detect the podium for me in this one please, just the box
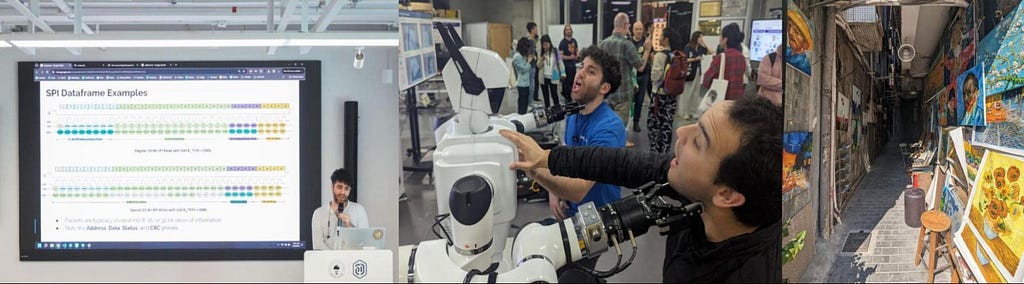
[303,250,393,282]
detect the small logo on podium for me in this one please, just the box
[373,229,384,240]
[329,260,344,278]
[353,260,368,279]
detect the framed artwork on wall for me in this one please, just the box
[699,1,721,17]
[698,20,721,36]
[720,0,747,17]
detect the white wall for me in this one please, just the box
[535,0,561,40]
[451,0,535,39]
[0,43,400,282]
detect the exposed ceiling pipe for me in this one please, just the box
[267,0,298,55]
[810,0,969,10]
[4,0,86,55]
[6,0,53,32]
[0,12,392,26]
[0,1,393,9]
[266,0,273,32]
[51,0,94,34]
[0,0,395,36]
[301,0,344,54]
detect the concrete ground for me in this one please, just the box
[800,142,953,283]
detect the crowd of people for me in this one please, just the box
[512,13,782,153]
[502,12,783,283]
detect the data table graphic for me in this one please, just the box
[38,79,302,243]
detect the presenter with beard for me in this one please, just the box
[312,168,369,250]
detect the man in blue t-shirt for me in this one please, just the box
[521,45,626,282]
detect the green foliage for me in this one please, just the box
[781,220,807,283]
[783,229,806,265]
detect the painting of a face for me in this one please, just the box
[788,25,807,52]
[965,74,979,109]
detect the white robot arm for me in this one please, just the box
[412,23,701,282]
[426,22,584,272]
[411,181,704,282]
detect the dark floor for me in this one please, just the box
[800,142,952,283]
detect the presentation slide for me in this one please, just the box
[20,61,321,260]
[750,19,783,62]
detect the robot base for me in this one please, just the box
[411,239,558,283]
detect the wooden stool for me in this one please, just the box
[914,210,959,283]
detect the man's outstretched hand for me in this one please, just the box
[499,129,551,174]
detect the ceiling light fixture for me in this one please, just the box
[353,47,365,69]
[6,32,398,48]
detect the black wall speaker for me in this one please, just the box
[344,101,359,202]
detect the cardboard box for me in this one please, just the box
[435,9,459,19]
[405,2,432,12]
[915,171,933,194]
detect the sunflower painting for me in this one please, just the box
[956,150,1024,281]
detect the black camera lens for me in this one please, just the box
[598,195,656,244]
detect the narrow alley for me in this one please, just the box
[803,142,952,283]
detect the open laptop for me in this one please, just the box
[303,249,393,282]
[333,227,386,250]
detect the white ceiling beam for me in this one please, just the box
[7,0,54,33]
[72,0,80,34]
[5,30,398,48]
[300,0,308,33]
[51,0,93,34]
[302,0,345,55]
[7,0,78,55]
[0,12,393,26]
[313,0,345,32]
[265,0,273,31]
[0,0,393,9]
[268,0,297,55]
[29,0,37,33]
[275,0,297,32]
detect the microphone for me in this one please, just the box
[336,202,346,236]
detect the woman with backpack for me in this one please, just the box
[757,43,783,106]
[647,29,685,153]
[538,35,566,108]
[679,31,711,120]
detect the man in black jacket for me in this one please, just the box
[499,97,782,282]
